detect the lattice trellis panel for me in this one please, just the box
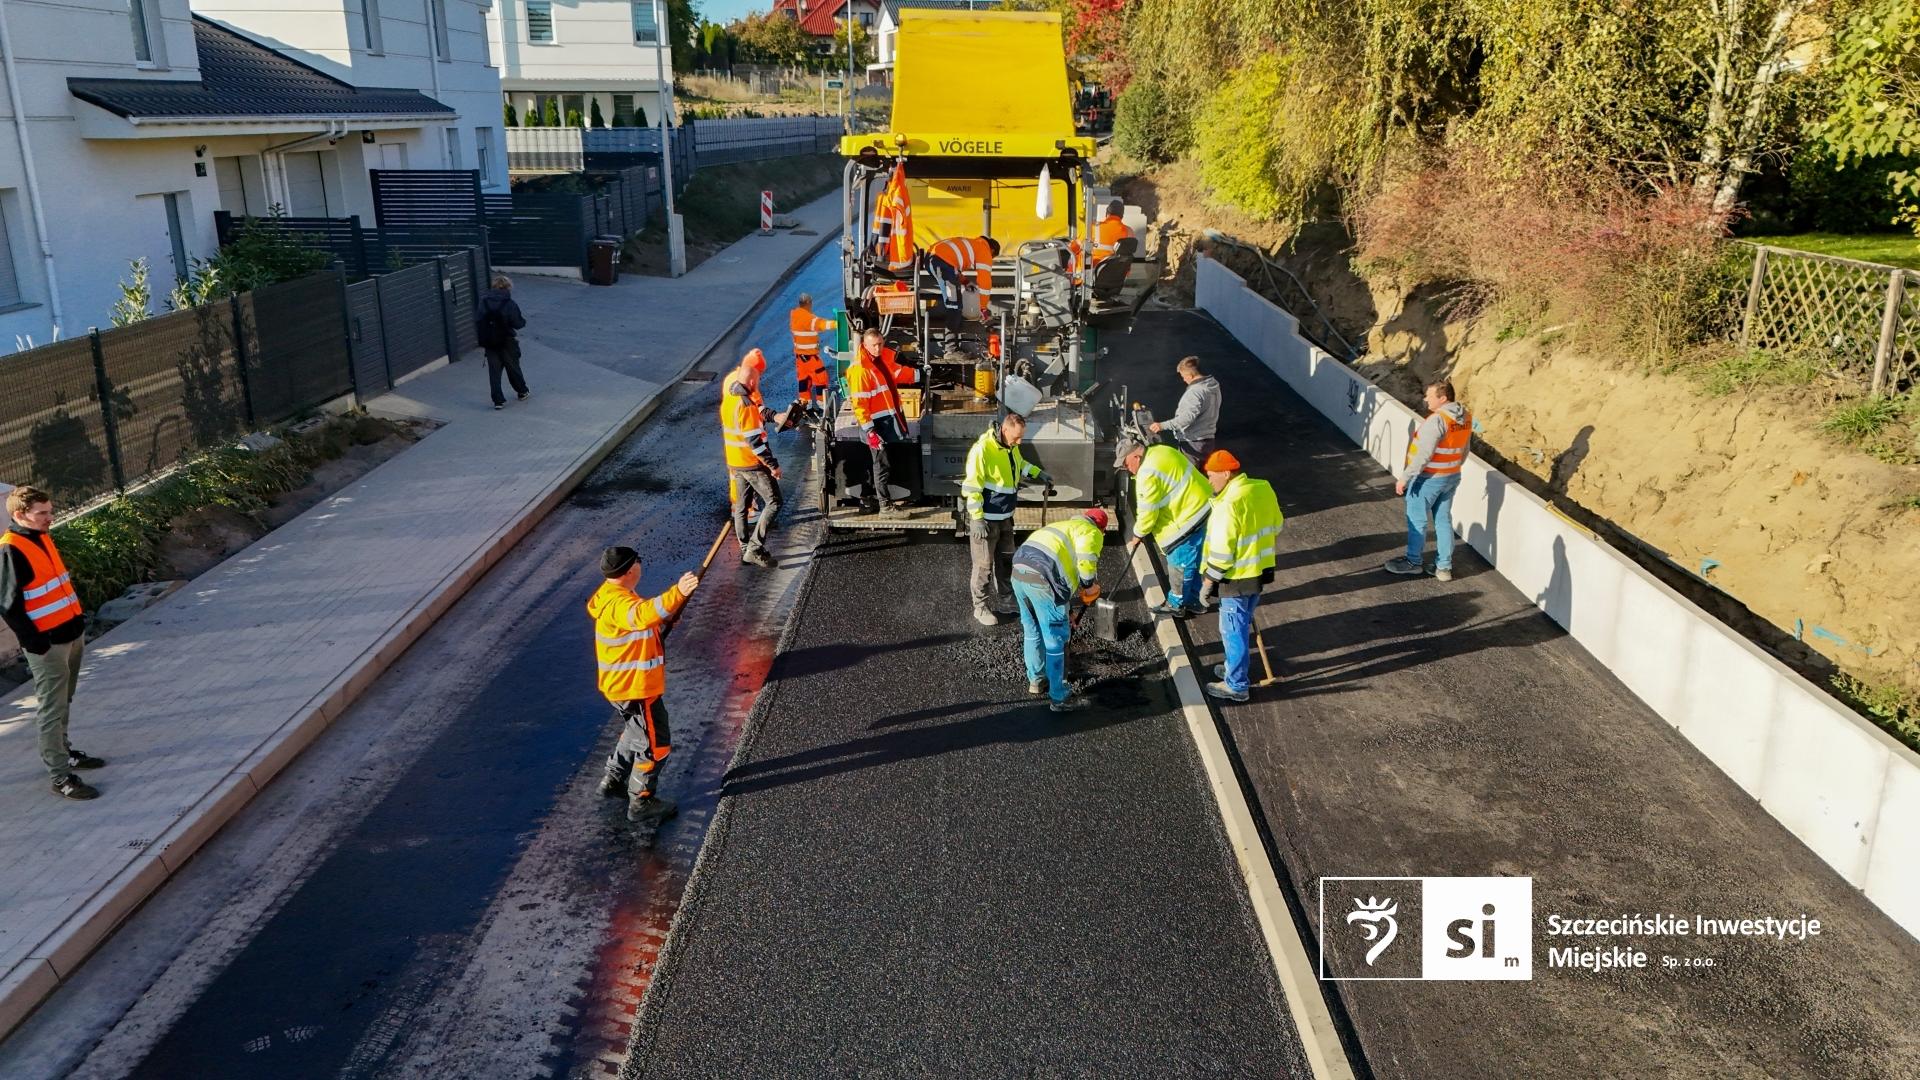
[1745,249,1894,384]
[1890,270,1920,395]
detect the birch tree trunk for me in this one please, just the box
[1692,0,1808,212]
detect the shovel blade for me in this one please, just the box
[1091,598,1119,642]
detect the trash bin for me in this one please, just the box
[588,237,621,286]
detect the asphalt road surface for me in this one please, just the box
[621,531,1310,1079]
[0,251,844,1080]
[1121,309,1920,1078]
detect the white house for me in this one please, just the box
[489,0,670,131]
[0,0,502,353]
[870,1,974,85]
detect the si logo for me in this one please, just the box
[1320,876,1532,981]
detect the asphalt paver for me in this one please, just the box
[1119,309,1920,1078]
[623,536,1311,1078]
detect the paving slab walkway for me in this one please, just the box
[0,193,840,1041]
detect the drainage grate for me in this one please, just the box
[681,371,717,384]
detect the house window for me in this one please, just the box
[527,0,554,43]
[612,93,636,126]
[162,193,189,286]
[129,0,153,63]
[0,196,23,307]
[475,127,494,183]
[361,0,384,54]
[631,1,658,45]
[428,0,450,59]
[445,127,463,169]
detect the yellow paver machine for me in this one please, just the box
[820,9,1151,532]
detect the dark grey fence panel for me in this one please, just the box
[346,279,390,397]
[97,304,247,481]
[242,275,352,425]
[371,169,483,228]
[486,192,593,268]
[0,338,117,505]
[376,262,447,381]
[445,255,479,356]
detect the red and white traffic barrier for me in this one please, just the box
[760,190,774,235]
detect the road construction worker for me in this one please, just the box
[961,412,1049,626]
[1117,436,1213,618]
[1150,355,1222,463]
[721,348,783,568]
[1010,507,1109,713]
[2,486,104,801]
[592,546,701,824]
[1385,379,1471,582]
[1089,198,1133,264]
[1197,450,1283,703]
[847,328,918,512]
[927,234,999,343]
[789,293,837,411]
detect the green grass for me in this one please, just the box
[1820,393,1919,464]
[1832,674,1920,752]
[1697,348,1823,396]
[1750,232,1920,270]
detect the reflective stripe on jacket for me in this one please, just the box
[1013,518,1105,605]
[720,378,773,469]
[1407,406,1472,477]
[0,530,81,632]
[1090,215,1132,263]
[960,427,1039,521]
[589,579,685,702]
[846,346,916,430]
[790,307,834,358]
[1203,474,1283,582]
[1132,444,1212,549]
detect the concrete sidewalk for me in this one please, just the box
[0,194,840,1040]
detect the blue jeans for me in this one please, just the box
[1405,473,1461,571]
[1218,592,1260,694]
[1012,579,1071,703]
[1163,528,1204,606]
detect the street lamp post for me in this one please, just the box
[653,0,685,276]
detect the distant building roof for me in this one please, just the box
[69,17,454,122]
[881,0,980,22]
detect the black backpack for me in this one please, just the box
[476,300,513,349]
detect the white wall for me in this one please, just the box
[489,0,665,84]
[1193,254,1920,942]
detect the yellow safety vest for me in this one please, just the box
[960,428,1040,521]
[1132,445,1211,548]
[588,579,684,702]
[1203,474,1283,581]
[1018,518,1105,596]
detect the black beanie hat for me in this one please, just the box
[600,546,639,578]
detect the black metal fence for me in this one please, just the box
[0,246,486,506]
[371,168,664,273]
[214,212,490,280]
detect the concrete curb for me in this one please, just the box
[0,226,842,1043]
[1127,544,1357,1080]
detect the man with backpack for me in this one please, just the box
[476,274,530,410]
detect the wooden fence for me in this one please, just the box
[1738,244,1920,396]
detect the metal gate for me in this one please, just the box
[346,279,391,396]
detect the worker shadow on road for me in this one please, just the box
[1194,591,1564,700]
[717,699,1153,799]
[1268,531,1404,576]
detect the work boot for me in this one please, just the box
[1028,678,1045,696]
[52,775,99,800]
[1383,556,1425,576]
[1049,695,1088,714]
[627,794,678,825]
[1149,599,1193,619]
[1211,663,1228,681]
[67,749,105,770]
[742,547,777,569]
[598,771,626,799]
[972,606,997,626]
[882,499,912,516]
[1205,681,1250,703]
[1434,566,1454,582]
[993,592,1017,615]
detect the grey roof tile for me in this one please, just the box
[69,17,454,121]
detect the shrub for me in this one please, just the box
[1196,54,1285,218]
[1114,76,1188,164]
[1697,348,1823,396]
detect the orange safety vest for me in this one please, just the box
[846,351,909,430]
[1090,215,1132,264]
[589,579,684,703]
[790,307,834,358]
[1,530,82,632]
[720,378,771,469]
[1407,408,1473,476]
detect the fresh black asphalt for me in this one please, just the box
[1128,309,1920,1078]
[622,533,1310,1078]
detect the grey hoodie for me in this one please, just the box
[1165,375,1221,443]
[1400,401,1470,482]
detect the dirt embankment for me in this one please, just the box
[1117,161,1920,703]
[627,154,843,275]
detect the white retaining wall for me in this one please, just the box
[1195,254,1920,940]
